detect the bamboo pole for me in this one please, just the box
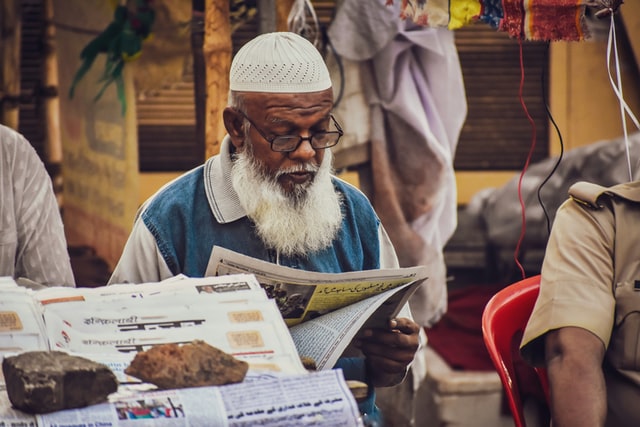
[42,0,62,165]
[276,0,296,31]
[258,0,276,33]
[192,0,206,162]
[203,0,232,158]
[1,0,21,129]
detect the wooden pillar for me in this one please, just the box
[258,0,276,33]
[276,0,295,31]
[0,0,21,129]
[42,0,62,165]
[192,0,206,161]
[203,0,232,158]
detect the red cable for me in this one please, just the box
[514,36,537,280]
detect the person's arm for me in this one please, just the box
[356,317,420,387]
[545,326,607,427]
[14,135,75,286]
[108,220,173,285]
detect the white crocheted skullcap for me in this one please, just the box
[230,32,331,93]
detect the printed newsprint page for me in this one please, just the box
[36,274,308,379]
[0,278,48,355]
[1,370,363,427]
[0,276,364,426]
[206,247,429,369]
[0,277,41,426]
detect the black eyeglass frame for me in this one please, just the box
[238,110,344,153]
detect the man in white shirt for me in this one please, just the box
[0,125,75,286]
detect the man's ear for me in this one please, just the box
[223,107,245,149]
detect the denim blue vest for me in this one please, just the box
[140,165,382,276]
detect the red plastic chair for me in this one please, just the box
[481,275,550,427]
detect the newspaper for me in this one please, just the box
[206,246,429,369]
[0,276,365,426]
[0,370,363,427]
[36,274,308,378]
[0,284,48,355]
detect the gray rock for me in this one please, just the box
[3,351,118,414]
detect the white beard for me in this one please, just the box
[231,147,343,257]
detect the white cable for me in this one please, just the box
[287,0,321,48]
[605,11,640,181]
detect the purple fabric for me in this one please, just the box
[328,0,467,326]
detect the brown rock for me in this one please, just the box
[124,340,248,389]
[2,351,118,414]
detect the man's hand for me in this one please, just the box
[355,317,420,387]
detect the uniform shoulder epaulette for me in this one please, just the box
[569,181,640,209]
[568,182,609,209]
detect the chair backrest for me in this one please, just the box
[481,275,549,427]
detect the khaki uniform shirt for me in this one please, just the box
[521,181,640,427]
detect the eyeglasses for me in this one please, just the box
[238,111,343,153]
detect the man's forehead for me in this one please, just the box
[244,91,334,116]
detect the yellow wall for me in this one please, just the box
[549,38,640,155]
[455,171,518,204]
[139,172,182,206]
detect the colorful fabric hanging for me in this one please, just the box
[478,0,503,28]
[387,0,594,41]
[397,0,450,27]
[449,0,481,30]
[501,0,588,41]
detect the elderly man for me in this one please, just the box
[109,32,420,419]
[0,125,75,287]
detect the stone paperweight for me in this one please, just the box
[125,340,249,389]
[3,351,118,414]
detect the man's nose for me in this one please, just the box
[288,135,316,160]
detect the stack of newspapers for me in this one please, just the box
[0,247,428,426]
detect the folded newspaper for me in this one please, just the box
[206,246,429,370]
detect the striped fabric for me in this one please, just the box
[389,0,590,41]
[0,125,75,286]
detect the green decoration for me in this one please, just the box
[69,0,155,115]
